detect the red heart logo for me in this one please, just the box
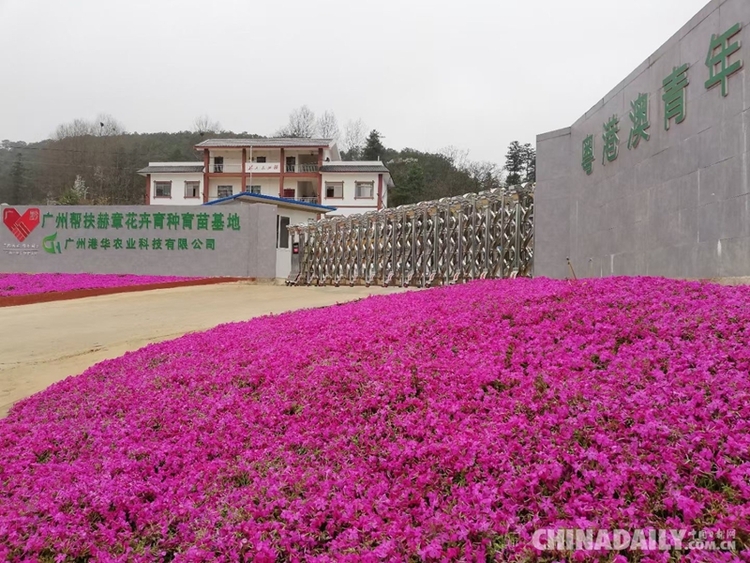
[3,207,41,242]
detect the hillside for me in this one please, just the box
[0,130,510,208]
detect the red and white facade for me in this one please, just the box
[139,138,392,217]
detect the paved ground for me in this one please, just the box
[0,283,407,418]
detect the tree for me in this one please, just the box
[389,161,425,207]
[504,141,525,186]
[467,160,502,192]
[439,146,470,172]
[54,118,96,140]
[0,126,270,206]
[96,114,126,137]
[522,143,536,183]
[54,115,125,139]
[9,153,27,204]
[58,175,88,205]
[504,141,536,186]
[276,105,317,138]
[193,115,221,135]
[341,119,366,160]
[1,140,24,151]
[316,110,339,140]
[362,130,386,162]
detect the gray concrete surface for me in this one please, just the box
[0,283,407,418]
[536,0,750,279]
[1,204,278,278]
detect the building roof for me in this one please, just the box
[138,163,204,175]
[204,192,336,213]
[320,161,390,173]
[195,138,334,149]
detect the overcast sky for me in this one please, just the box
[1,0,709,163]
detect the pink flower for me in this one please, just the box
[0,277,747,561]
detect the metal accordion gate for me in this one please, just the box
[286,184,534,288]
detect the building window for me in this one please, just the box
[276,215,290,249]
[154,181,171,198]
[325,182,343,199]
[184,181,200,198]
[217,185,233,198]
[248,185,261,194]
[213,156,224,173]
[355,181,374,199]
[255,156,267,163]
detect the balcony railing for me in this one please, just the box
[280,195,319,203]
[209,162,320,174]
[286,164,319,173]
[211,163,243,173]
[209,162,319,174]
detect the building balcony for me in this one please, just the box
[207,162,319,174]
[210,163,243,173]
[290,196,319,203]
[286,164,319,173]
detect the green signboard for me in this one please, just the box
[37,211,240,255]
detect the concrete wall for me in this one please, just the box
[1,204,277,278]
[536,0,750,279]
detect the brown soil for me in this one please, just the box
[0,278,249,307]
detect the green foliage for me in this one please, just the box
[389,161,426,207]
[0,130,262,205]
[362,130,386,162]
[0,116,533,208]
[386,148,498,206]
[57,189,81,205]
[9,153,27,205]
[524,144,536,183]
[57,175,88,205]
[504,141,524,186]
[504,141,536,186]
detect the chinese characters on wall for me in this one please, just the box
[38,210,241,255]
[582,23,743,175]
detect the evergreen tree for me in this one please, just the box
[390,162,425,207]
[362,130,386,161]
[522,143,536,183]
[504,141,524,187]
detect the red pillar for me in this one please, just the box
[202,149,209,203]
[279,148,285,196]
[241,148,247,193]
[377,173,383,210]
[145,174,151,204]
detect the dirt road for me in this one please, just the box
[0,283,406,418]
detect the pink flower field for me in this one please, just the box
[0,277,748,561]
[0,273,203,297]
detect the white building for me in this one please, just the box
[138,138,393,217]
